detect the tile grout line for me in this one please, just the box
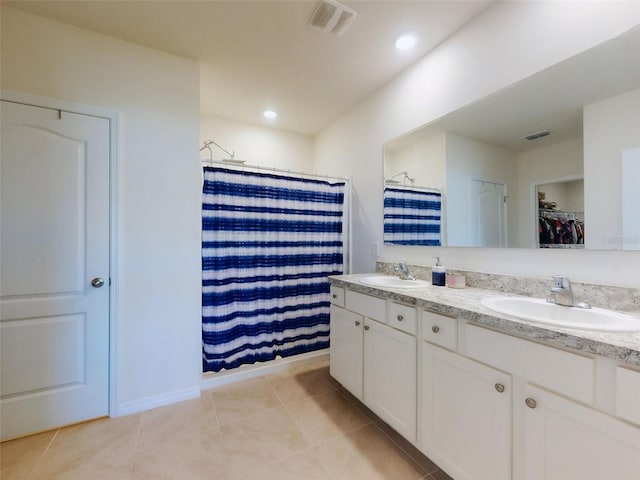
[331,379,439,477]
[371,422,438,477]
[308,446,339,480]
[25,427,60,480]
[263,373,288,407]
[206,389,222,430]
[130,411,144,475]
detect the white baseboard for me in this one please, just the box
[201,348,329,391]
[112,350,330,416]
[114,385,201,417]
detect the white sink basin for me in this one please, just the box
[481,296,640,332]
[359,275,429,289]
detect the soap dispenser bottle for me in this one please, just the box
[432,257,446,286]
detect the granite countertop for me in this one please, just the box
[329,273,640,368]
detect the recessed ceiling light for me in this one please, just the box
[395,33,416,51]
[263,110,277,119]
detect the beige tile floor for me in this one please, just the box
[1,359,453,480]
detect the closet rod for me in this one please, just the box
[202,159,350,183]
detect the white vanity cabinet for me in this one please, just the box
[329,287,417,442]
[330,281,640,480]
[420,320,511,480]
[364,312,417,442]
[522,384,640,480]
[329,303,364,399]
[465,323,640,480]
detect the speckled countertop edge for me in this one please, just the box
[329,274,640,368]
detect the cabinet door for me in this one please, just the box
[330,305,363,399]
[363,318,417,442]
[421,342,511,480]
[523,384,640,480]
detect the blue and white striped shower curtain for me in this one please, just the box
[202,166,346,373]
[383,186,442,246]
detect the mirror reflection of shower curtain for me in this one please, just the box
[201,167,346,373]
[383,186,442,246]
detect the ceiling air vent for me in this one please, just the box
[309,0,357,37]
[524,130,551,141]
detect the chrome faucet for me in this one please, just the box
[547,276,591,309]
[394,261,416,281]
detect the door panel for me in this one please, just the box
[1,314,86,396]
[364,318,416,442]
[471,179,507,247]
[0,100,110,440]
[329,305,363,398]
[523,384,640,480]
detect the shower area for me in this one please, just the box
[201,163,350,374]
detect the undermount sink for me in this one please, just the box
[359,275,429,289]
[481,296,640,332]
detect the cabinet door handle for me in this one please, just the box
[364,325,370,331]
[494,383,505,393]
[332,294,337,299]
[355,320,360,326]
[432,325,440,334]
[525,397,537,409]
[397,314,404,321]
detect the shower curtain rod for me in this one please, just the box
[202,159,350,183]
[385,182,441,193]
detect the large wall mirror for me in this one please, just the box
[383,26,640,250]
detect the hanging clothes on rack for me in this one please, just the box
[538,209,584,248]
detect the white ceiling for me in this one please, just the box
[5,0,494,135]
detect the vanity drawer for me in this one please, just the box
[465,324,595,405]
[330,286,345,306]
[345,290,386,323]
[389,302,417,335]
[422,310,457,351]
[616,366,640,426]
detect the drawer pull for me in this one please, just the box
[495,383,505,393]
[355,320,360,326]
[364,325,370,331]
[525,397,537,409]
[432,326,440,334]
[397,314,404,322]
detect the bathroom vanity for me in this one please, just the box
[329,273,640,480]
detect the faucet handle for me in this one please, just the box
[552,275,571,289]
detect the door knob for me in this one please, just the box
[91,278,105,288]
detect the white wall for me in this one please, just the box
[384,133,446,189]
[515,137,583,247]
[200,115,314,172]
[584,88,640,250]
[1,7,202,411]
[314,1,640,287]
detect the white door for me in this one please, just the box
[1,100,110,440]
[471,179,507,247]
[420,342,511,480]
[329,305,363,399]
[523,384,640,480]
[363,318,416,442]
